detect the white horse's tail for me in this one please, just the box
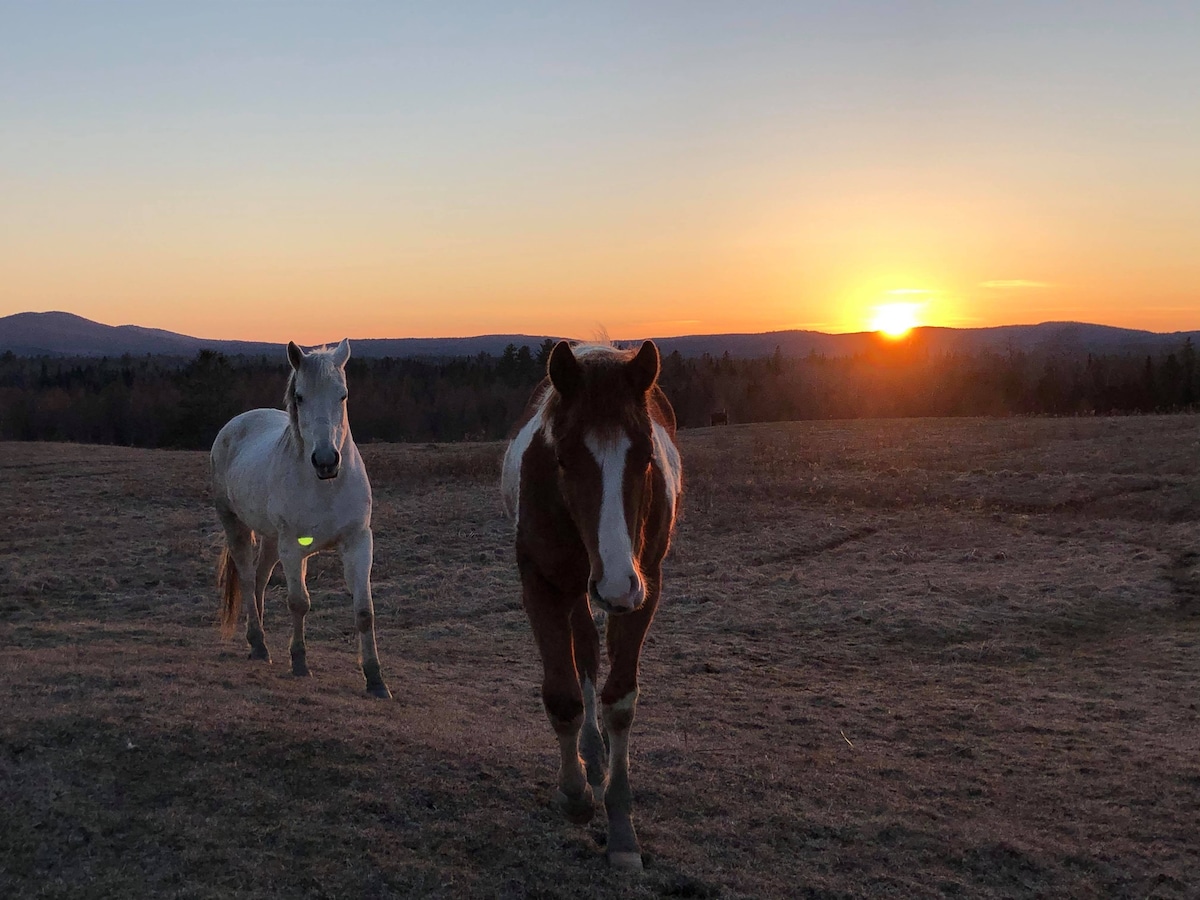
[217,544,241,638]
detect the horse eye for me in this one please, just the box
[556,454,566,469]
[295,394,305,404]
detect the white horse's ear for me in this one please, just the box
[287,341,305,370]
[331,338,351,368]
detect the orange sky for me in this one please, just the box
[3,6,1198,344]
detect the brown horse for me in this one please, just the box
[501,340,682,871]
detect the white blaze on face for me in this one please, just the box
[584,432,639,602]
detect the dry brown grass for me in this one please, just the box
[2,416,1200,898]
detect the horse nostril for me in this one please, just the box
[311,449,339,473]
[629,575,639,596]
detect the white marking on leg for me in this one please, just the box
[584,432,637,602]
[608,689,638,714]
[583,676,600,731]
[603,689,638,809]
[501,394,552,525]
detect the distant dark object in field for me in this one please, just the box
[710,408,729,426]
[501,340,683,872]
[210,339,391,699]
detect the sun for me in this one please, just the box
[869,302,921,339]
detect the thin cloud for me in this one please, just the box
[634,319,702,330]
[980,280,1051,289]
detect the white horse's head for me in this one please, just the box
[286,339,352,480]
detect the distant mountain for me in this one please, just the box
[651,322,1200,358]
[0,312,560,359]
[1,310,1198,360]
[0,311,278,357]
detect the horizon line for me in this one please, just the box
[6,309,1200,346]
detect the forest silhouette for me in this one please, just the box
[0,336,1196,449]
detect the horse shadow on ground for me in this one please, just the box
[0,712,723,899]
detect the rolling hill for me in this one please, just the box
[1,310,1197,360]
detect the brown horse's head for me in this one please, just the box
[546,340,662,614]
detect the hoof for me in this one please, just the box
[554,787,595,825]
[366,682,392,699]
[607,850,644,872]
[248,644,271,662]
[290,648,309,677]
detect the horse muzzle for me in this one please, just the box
[311,449,340,480]
[588,574,645,615]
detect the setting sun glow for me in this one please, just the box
[2,8,1199,341]
[869,303,921,339]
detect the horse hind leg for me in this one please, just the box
[217,503,269,662]
[571,596,608,793]
[253,534,279,647]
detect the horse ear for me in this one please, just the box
[548,341,582,397]
[628,340,660,393]
[331,338,351,368]
[287,341,305,370]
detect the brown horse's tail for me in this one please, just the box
[217,544,242,638]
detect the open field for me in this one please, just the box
[2,415,1200,898]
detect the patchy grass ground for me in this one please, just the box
[2,415,1199,898]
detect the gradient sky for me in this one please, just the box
[2,2,1199,343]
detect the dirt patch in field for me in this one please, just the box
[2,415,1200,898]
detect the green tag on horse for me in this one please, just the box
[297,536,314,547]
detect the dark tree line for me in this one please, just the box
[0,337,1197,450]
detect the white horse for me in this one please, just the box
[210,339,390,698]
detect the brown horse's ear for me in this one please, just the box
[548,340,582,397]
[628,340,660,393]
[287,341,305,370]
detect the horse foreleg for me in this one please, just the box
[279,547,311,677]
[600,569,662,872]
[570,595,607,793]
[522,567,593,824]
[342,528,390,698]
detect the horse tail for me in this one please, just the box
[217,543,242,638]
